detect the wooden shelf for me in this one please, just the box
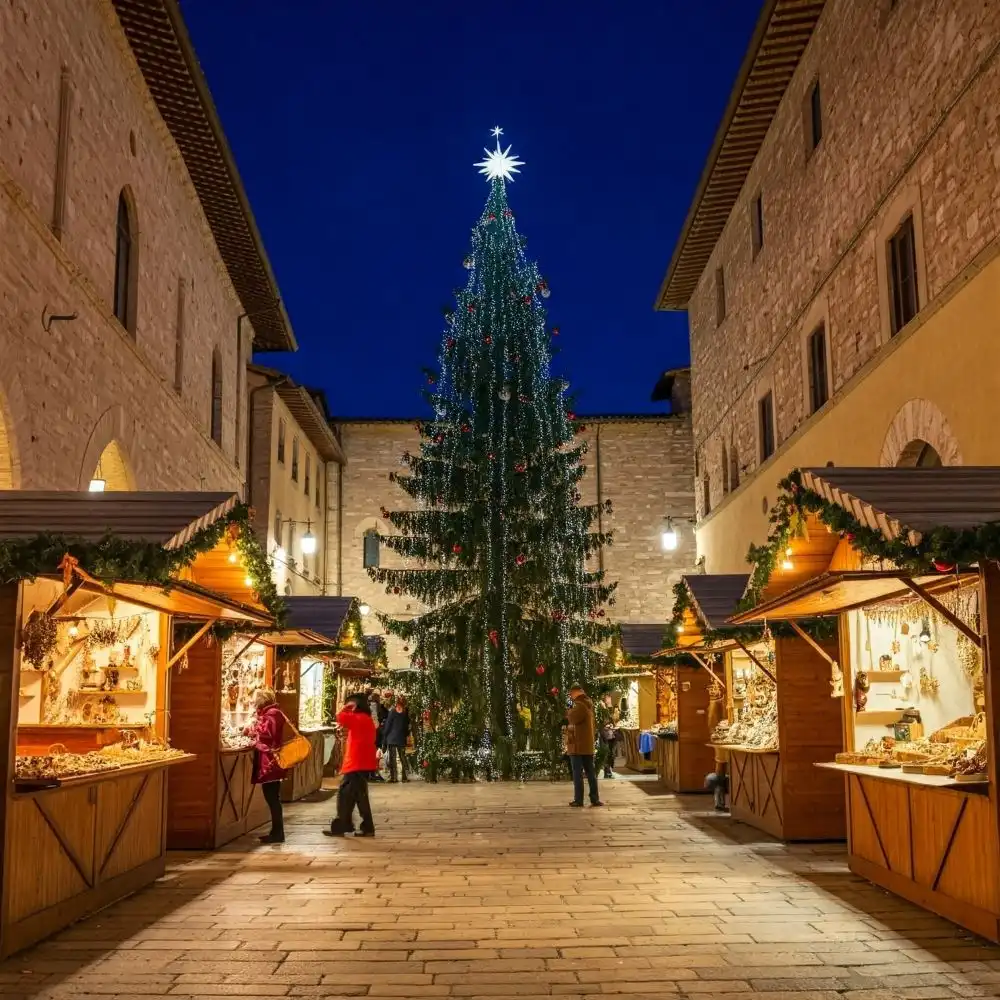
[855,709,907,725]
[866,670,904,682]
[73,690,147,697]
[816,761,989,791]
[17,723,149,730]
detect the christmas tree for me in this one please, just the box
[371,130,617,778]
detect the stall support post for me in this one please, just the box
[0,583,21,955]
[978,563,1000,840]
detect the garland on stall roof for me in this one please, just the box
[0,502,285,629]
[740,468,977,613]
[659,574,837,659]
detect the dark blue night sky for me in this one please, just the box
[180,2,758,418]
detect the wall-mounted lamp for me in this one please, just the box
[301,521,317,556]
[359,602,371,617]
[661,517,678,552]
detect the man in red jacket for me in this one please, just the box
[324,693,378,837]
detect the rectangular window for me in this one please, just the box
[807,324,829,413]
[291,437,300,482]
[274,510,282,547]
[277,420,286,464]
[315,473,321,509]
[808,80,823,151]
[702,476,712,517]
[714,267,726,326]
[758,391,775,462]
[363,530,380,570]
[751,193,764,257]
[888,215,919,335]
[305,454,311,496]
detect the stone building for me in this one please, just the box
[246,365,343,596]
[657,0,1000,573]
[327,377,696,668]
[0,0,293,493]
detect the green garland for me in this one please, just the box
[741,468,974,613]
[0,502,285,629]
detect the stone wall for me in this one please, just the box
[684,0,1000,519]
[0,0,255,491]
[329,416,696,668]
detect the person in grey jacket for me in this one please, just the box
[382,697,411,783]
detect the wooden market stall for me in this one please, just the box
[0,491,274,959]
[264,596,368,802]
[704,518,850,842]
[732,466,1000,941]
[652,575,746,794]
[613,626,666,773]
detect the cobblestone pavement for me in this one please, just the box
[4,777,1000,999]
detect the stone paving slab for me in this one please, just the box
[2,778,1000,998]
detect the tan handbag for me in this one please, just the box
[274,713,311,769]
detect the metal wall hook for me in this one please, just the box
[42,306,78,331]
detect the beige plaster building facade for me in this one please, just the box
[327,397,696,668]
[247,367,344,596]
[0,0,293,494]
[658,0,1000,574]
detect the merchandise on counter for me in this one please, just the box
[14,736,186,782]
[220,721,255,751]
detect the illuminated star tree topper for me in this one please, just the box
[475,126,525,183]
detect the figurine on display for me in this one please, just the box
[854,670,870,713]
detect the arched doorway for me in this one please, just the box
[89,440,135,491]
[895,439,942,469]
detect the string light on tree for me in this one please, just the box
[369,128,617,778]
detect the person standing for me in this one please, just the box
[566,684,603,808]
[383,697,411,783]
[325,693,378,837]
[598,692,621,779]
[368,691,388,781]
[248,688,287,844]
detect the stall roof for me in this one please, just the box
[801,467,1000,545]
[729,569,976,624]
[0,492,239,549]
[683,574,750,630]
[262,596,361,648]
[620,624,668,659]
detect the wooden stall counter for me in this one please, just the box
[816,762,999,942]
[4,755,193,959]
[281,728,332,802]
[621,727,656,773]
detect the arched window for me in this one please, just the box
[363,529,380,569]
[210,349,223,446]
[730,443,740,490]
[702,475,711,517]
[721,443,730,495]
[113,189,137,334]
[896,439,942,468]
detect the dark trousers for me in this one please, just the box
[570,754,600,805]
[332,771,375,834]
[603,739,617,777]
[387,745,408,782]
[261,780,284,838]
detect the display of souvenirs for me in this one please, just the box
[833,715,988,779]
[649,720,678,736]
[220,636,267,730]
[14,736,185,782]
[220,720,255,751]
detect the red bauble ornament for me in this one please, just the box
[522,295,531,304]
[446,337,456,349]
[434,434,444,444]
[845,532,856,543]
[567,411,576,421]
[427,376,436,385]
[487,452,495,460]
[577,424,587,433]
[452,543,462,554]
[503,209,513,218]
[519,394,529,403]
[484,335,492,345]
[467,303,476,313]
[933,559,956,573]
[487,213,496,222]
[515,554,526,566]
[422,760,429,768]
[515,462,527,473]
[552,326,560,336]
[488,629,499,648]
[422,710,431,721]
[598,609,606,618]
[462,423,470,432]
[536,665,545,675]
[550,686,560,696]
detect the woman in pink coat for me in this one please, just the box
[249,688,288,843]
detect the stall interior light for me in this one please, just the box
[244,575,254,588]
[661,517,678,552]
[67,624,79,638]
[301,522,317,556]
[227,551,238,564]
[88,478,106,492]
[781,545,794,571]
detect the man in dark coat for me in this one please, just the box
[565,684,603,808]
[382,698,411,783]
